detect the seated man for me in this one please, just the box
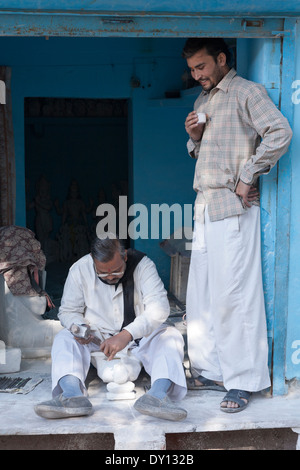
[35,234,187,421]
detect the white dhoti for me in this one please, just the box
[186,205,271,392]
[52,323,187,401]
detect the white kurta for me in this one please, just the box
[186,205,271,392]
[58,254,170,341]
[52,254,187,401]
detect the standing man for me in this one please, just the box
[183,38,292,412]
[35,235,187,421]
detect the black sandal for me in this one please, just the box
[220,389,251,413]
[187,375,226,392]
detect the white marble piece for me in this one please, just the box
[0,347,21,373]
[106,391,136,400]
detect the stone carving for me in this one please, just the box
[91,349,142,401]
[55,179,91,262]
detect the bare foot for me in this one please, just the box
[220,398,248,410]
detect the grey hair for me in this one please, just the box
[90,233,126,263]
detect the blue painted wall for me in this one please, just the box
[237,38,281,369]
[0,0,298,15]
[0,2,299,389]
[286,22,300,381]
[0,36,194,285]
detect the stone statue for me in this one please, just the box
[56,179,91,262]
[34,176,53,250]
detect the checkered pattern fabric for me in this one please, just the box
[187,68,292,222]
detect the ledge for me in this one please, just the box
[1,357,300,450]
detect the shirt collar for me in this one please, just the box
[202,67,237,96]
[217,67,237,92]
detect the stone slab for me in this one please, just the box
[1,358,300,450]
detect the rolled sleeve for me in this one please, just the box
[240,85,293,185]
[187,137,200,159]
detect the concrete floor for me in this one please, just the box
[0,354,300,451]
[1,272,300,451]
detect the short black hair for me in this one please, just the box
[182,38,231,65]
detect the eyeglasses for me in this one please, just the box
[96,270,124,279]
[93,262,125,279]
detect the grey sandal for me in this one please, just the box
[220,389,251,413]
[187,375,226,392]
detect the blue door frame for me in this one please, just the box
[0,7,297,395]
[272,19,296,395]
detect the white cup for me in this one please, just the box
[197,112,206,124]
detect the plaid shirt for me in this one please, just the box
[187,68,292,222]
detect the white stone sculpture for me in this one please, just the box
[91,350,142,400]
[0,274,63,358]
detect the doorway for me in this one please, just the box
[25,97,129,306]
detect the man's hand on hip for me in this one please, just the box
[235,180,259,208]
